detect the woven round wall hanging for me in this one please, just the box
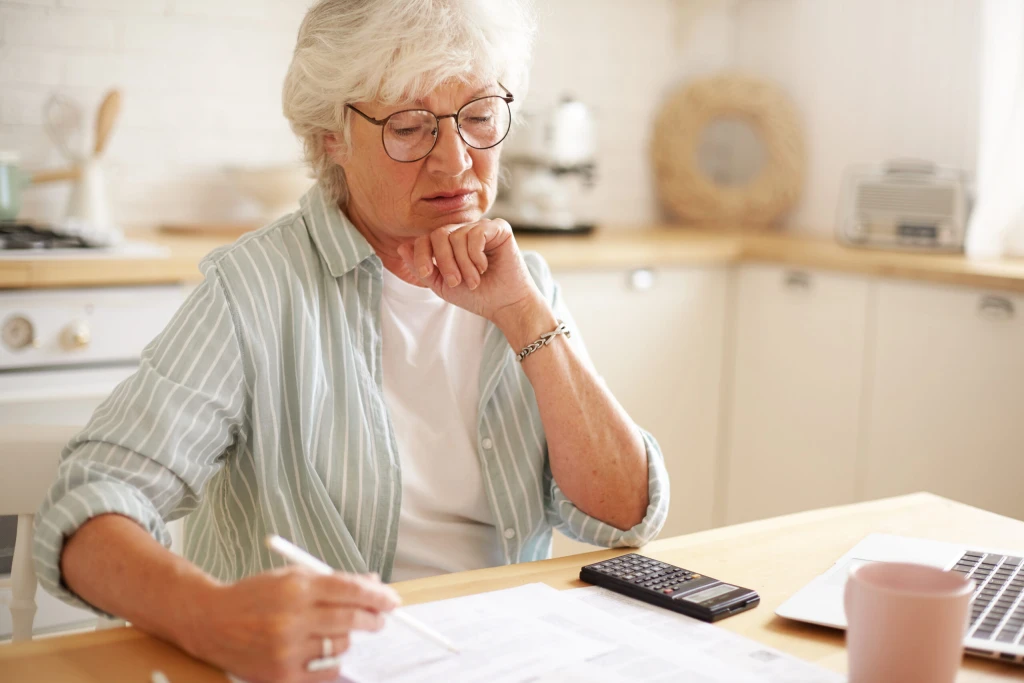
[652,73,805,228]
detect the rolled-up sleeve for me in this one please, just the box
[522,251,671,549]
[546,430,670,548]
[33,263,247,614]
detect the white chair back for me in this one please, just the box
[0,425,80,642]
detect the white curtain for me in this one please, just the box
[966,0,1024,258]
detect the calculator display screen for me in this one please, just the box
[681,583,737,605]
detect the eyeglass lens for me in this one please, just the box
[382,96,511,162]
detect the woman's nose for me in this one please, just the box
[428,117,472,175]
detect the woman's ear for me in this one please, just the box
[324,132,347,165]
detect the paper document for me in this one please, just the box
[561,586,845,683]
[233,582,842,683]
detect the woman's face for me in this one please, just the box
[335,80,504,241]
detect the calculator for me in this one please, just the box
[579,553,760,622]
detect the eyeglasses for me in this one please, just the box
[346,84,514,163]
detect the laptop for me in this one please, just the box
[776,534,1024,665]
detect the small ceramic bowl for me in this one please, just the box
[226,163,315,222]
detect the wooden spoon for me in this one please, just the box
[93,89,122,157]
[30,167,82,184]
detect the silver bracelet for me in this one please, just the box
[515,320,571,363]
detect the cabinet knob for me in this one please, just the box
[977,295,1015,320]
[783,270,811,290]
[628,268,656,291]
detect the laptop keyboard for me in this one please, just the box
[952,551,1024,644]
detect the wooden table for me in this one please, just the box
[3,493,1023,681]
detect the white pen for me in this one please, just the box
[264,534,460,654]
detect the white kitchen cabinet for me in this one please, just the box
[548,266,729,556]
[863,281,1024,520]
[722,264,870,525]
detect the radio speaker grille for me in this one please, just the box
[856,182,955,216]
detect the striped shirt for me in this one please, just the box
[34,183,669,615]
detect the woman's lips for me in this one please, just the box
[423,191,474,211]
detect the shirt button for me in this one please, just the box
[503,528,516,540]
[481,437,494,450]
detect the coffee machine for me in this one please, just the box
[493,95,596,234]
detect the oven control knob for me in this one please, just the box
[64,321,91,349]
[2,315,35,350]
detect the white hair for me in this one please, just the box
[282,0,536,204]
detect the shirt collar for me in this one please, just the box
[300,182,377,278]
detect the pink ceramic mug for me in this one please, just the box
[844,562,974,683]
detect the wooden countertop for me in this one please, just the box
[2,493,1021,681]
[3,224,1024,293]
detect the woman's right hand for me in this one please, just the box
[179,566,401,683]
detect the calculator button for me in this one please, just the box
[662,589,674,594]
[691,574,702,579]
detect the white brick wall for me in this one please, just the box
[0,0,307,225]
[0,0,699,227]
[4,13,117,50]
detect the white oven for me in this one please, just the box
[0,284,186,638]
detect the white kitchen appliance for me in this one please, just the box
[492,95,597,234]
[777,534,1024,665]
[0,283,186,638]
[836,159,971,252]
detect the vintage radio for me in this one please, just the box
[837,159,970,252]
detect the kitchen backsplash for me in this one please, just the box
[0,0,981,233]
[1,0,719,229]
[1,0,306,226]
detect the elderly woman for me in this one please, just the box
[34,0,668,681]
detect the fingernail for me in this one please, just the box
[447,275,459,287]
[419,266,431,277]
[468,280,477,291]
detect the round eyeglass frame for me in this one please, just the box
[345,84,514,163]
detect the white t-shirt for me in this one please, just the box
[380,268,503,582]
